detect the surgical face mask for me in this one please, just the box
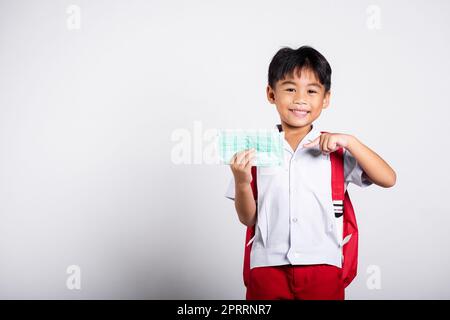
[218,129,284,167]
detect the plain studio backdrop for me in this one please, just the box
[0,0,449,299]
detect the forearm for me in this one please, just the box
[234,182,257,227]
[346,135,396,188]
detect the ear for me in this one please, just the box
[322,91,331,109]
[266,85,276,104]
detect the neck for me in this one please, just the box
[280,121,313,151]
[281,121,313,140]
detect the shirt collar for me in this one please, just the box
[275,123,321,154]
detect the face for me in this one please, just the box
[266,67,330,130]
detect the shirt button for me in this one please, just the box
[292,217,298,223]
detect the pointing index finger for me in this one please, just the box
[303,136,320,148]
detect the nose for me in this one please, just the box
[293,96,307,105]
[293,90,308,105]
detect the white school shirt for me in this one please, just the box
[224,124,373,269]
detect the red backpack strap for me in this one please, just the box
[330,148,345,203]
[321,130,345,209]
[250,166,258,200]
[243,166,257,287]
[330,146,359,288]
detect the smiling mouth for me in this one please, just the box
[289,109,310,118]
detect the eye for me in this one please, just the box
[286,88,295,92]
[308,90,317,94]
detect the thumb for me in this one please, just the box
[303,136,320,148]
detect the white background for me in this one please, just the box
[0,0,449,299]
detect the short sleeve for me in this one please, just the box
[224,176,235,201]
[344,149,373,188]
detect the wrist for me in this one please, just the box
[235,181,252,191]
[345,134,359,152]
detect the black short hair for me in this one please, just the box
[268,46,332,92]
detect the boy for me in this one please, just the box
[224,46,396,300]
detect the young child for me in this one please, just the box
[224,46,396,300]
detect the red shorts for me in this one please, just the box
[246,264,345,300]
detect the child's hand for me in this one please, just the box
[229,149,256,185]
[303,133,351,154]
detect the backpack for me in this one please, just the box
[243,147,359,288]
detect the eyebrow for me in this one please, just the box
[280,80,323,88]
